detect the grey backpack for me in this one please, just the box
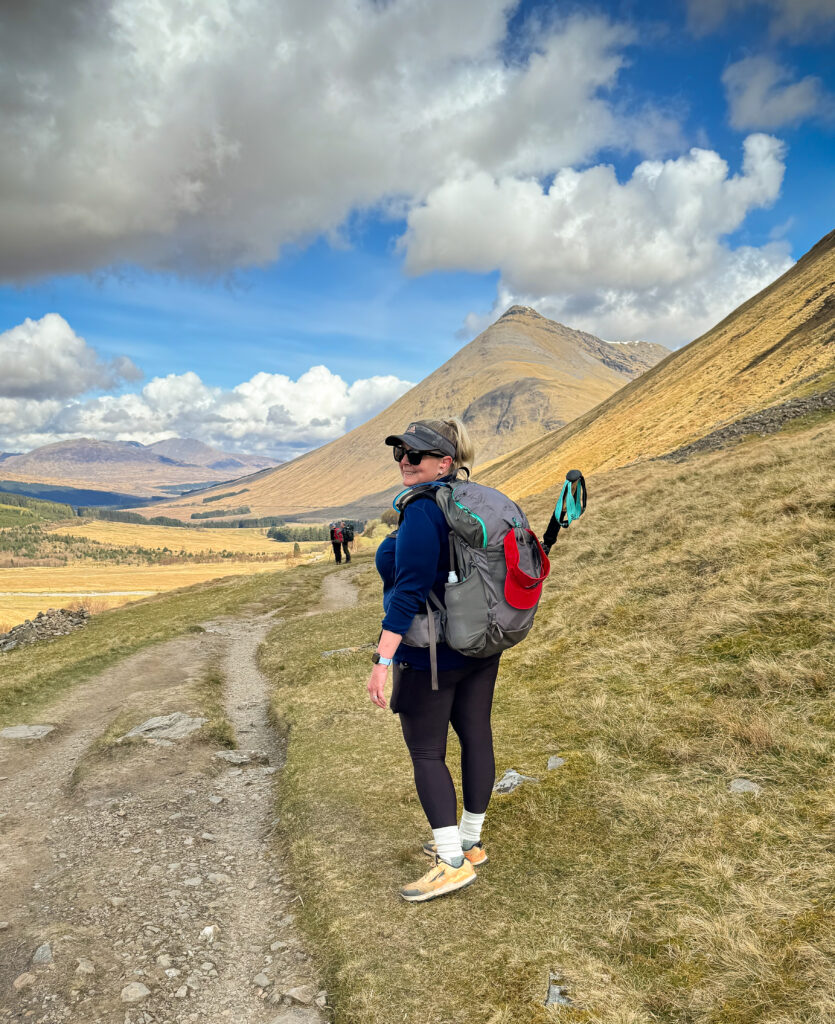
[394,479,550,688]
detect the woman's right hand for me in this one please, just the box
[366,663,389,709]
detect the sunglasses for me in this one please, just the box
[392,445,445,465]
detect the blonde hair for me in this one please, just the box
[446,417,475,479]
[416,417,475,480]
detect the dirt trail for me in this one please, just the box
[0,567,359,1023]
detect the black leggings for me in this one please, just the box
[396,655,500,829]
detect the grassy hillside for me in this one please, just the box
[0,492,74,527]
[261,414,834,1024]
[480,228,835,501]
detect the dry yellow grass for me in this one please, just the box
[261,415,835,1024]
[47,519,302,555]
[0,559,311,631]
[0,595,129,632]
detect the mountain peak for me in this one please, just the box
[499,305,544,321]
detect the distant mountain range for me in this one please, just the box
[0,438,280,499]
[138,308,668,519]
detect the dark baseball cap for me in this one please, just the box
[384,419,456,458]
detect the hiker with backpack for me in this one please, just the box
[330,522,344,564]
[367,418,550,902]
[341,521,353,562]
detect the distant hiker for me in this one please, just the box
[341,521,353,562]
[330,522,344,564]
[368,417,539,903]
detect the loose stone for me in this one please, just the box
[284,984,317,1005]
[75,959,95,976]
[253,972,272,988]
[493,768,539,794]
[729,778,762,794]
[120,982,151,1003]
[32,942,53,965]
[547,755,566,770]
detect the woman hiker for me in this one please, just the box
[368,418,500,902]
[329,522,344,564]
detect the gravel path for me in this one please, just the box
[0,567,359,1023]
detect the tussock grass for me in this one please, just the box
[193,664,236,748]
[262,419,835,1023]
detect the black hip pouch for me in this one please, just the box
[390,662,409,714]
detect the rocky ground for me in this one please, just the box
[0,571,358,1023]
[0,609,90,653]
[658,384,835,462]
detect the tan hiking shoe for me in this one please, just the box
[422,840,488,866]
[399,856,477,902]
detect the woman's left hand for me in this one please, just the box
[367,664,389,710]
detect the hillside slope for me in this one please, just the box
[142,308,667,518]
[480,227,835,500]
[261,414,835,1023]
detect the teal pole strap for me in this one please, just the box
[555,478,583,526]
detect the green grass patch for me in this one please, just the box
[262,422,835,1023]
[193,664,236,748]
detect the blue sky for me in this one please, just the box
[0,0,832,458]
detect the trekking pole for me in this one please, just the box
[541,469,586,555]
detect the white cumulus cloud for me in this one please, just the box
[406,135,792,348]
[723,56,833,129]
[0,351,414,461]
[0,314,141,399]
[688,0,835,39]
[0,1,677,281]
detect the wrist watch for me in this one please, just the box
[371,652,393,666]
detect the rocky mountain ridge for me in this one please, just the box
[477,226,835,500]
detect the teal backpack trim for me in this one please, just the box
[451,485,488,548]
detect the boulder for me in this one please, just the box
[124,713,207,743]
[1,725,55,740]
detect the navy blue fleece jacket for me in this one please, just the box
[375,490,475,671]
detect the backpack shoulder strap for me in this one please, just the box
[392,481,448,525]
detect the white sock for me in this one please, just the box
[433,825,464,866]
[459,808,486,850]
